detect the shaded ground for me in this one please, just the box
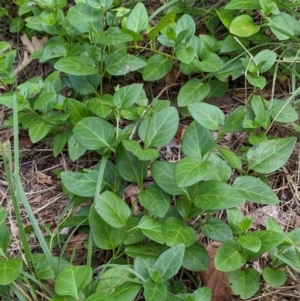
[1,1,300,300]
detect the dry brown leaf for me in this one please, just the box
[19,135,33,149]
[65,232,88,251]
[36,171,53,185]
[249,205,280,229]
[200,242,233,301]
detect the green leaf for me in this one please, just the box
[182,243,208,272]
[266,218,285,235]
[228,268,260,299]
[256,230,285,253]
[126,2,148,33]
[247,137,297,174]
[182,121,214,160]
[137,216,164,244]
[138,107,179,148]
[262,267,286,288]
[144,280,167,301]
[134,257,155,281]
[237,233,261,253]
[255,49,277,73]
[116,143,147,186]
[268,14,294,40]
[123,140,159,161]
[246,74,266,89]
[53,132,68,157]
[142,54,173,81]
[154,244,185,279]
[222,106,247,134]
[233,176,279,204]
[55,266,92,299]
[0,207,6,224]
[193,53,223,73]
[214,240,246,272]
[174,158,212,187]
[87,283,141,301]
[225,0,260,9]
[0,224,10,258]
[217,146,242,170]
[189,102,225,130]
[271,99,298,123]
[201,217,233,242]
[113,84,143,109]
[192,287,212,301]
[95,191,131,228]
[175,14,195,43]
[67,98,91,126]
[151,161,187,195]
[194,180,245,210]
[73,117,115,150]
[274,251,300,273]
[105,52,146,76]
[178,78,210,107]
[0,258,23,285]
[125,242,165,259]
[215,59,244,82]
[54,57,98,76]
[139,184,170,217]
[204,153,232,182]
[67,74,100,95]
[162,217,196,247]
[90,204,125,250]
[176,46,196,64]
[230,15,260,37]
[68,135,86,161]
[29,119,51,143]
[67,3,102,33]
[87,95,112,118]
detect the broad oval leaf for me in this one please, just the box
[95,191,131,228]
[230,15,260,37]
[113,83,143,109]
[138,106,179,148]
[217,146,242,170]
[201,217,233,242]
[0,224,10,258]
[55,266,92,299]
[228,268,260,299]
[0,258,23,285]
[176,46,196,64]
[137,215,164,244]
[189,102,225,130]
[271,98,298,123]
[29,119,51,143]
[182,243,208,272]
[142,54,173,81]
[233,176,279,204]
[123,140,159,161]
[144,280,167,301]
[204,153,232,182]
[256,230,285,253]
[54,56,98,76]
[225,0,260,9]
[162,217,196,247]
[255,49,277,73]
[0,206,6,224]
[73,117,115,150]
[247,137,297,174]
[178,78,210,107]
[174,158,212,187]
[182,121,214,160]
[175,14,195,43]
[126,2,148,33]
[89,204,125,250]
[214,240,246,272]
[105,52,146,76]
[193,53,223,73]
[195,180,245,210]
[262,267,286,288]
[237,232,261,253]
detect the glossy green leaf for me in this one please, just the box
[228,268,260,299]
[194,53,223,73]
[144,280,167,301]
[192,287,212,301]
[0,207,6,224]
[151,161,187,195]
[268,15,293,40]
[54,56,98,76]
[113,84,143,109]
[189,102,225,130]
[247,137,297,174]
[95,191,131,228]
[126,2,148,33]
[215,59,244,82]
[105,52,146,76]
[68,135,86,161]
[204,153,232,182]
[0,224,9,258]
[237,233,261,253]
[274,251,300,273]
[125,242,165,259]
[233,176,279,204]
[201,218,233,242]
[266,218,285,235]
[87,96,112,118]
[217,146,242,170]
[123,140,159,161]
[154,244,185,279]
[271,99,298,123]
[222,106,247,134]
[29,119,51,143]
[0,258,23,285]
[53,132,68,157]
[116,143,147,186]
[225,0,260,9]
[55,266,92,299]
[174,158,212,187]
[138,184,170,217]
[182,243,208,272]
[262,267,286,288]
[162,217,196,247]
[142,54,173,81]
[256,230,285,253]
[137,216,164,244]
[89,204,125,250]
[124,217,146,245]
[178,78,210,107]
[73,117,115,150]
[175,14,195,43]
[246,74,266,89]
[255,49,277,73]
[138,106,179,148]
[182,121,214,160]
[214,240,246,272]
[134,257,155,281]
[148,11,176,40]
[67,98,91,126]
[195,180,245,210]
[230,15,260,37]
[67,74,100,95]
[176,46,196,64]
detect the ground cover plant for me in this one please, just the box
[0,0,300,300]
